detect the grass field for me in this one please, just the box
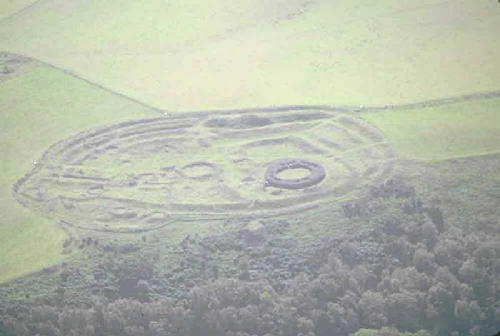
[0,0,499,111]
[0,0,37,21]
[0,64,157,283]
[362,98,500,161]
[0,0,499,284]
[1,63,498,282]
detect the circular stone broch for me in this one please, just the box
[13,108,395,232]
[265,159,325,190]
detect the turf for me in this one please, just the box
[362,98,500,161]
[0,0,498,111]
[13,106,388,233]
[0,0,37,21]
[0,65,157,283]
[0,0,499,282]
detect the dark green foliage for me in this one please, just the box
[1,170,499,336]
[0,323,15,336]
[3,212,498,336]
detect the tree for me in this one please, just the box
[385,292,421,331]
[0,322,16,336]
[339,241,358,266]
[412,248,436,275]
[136,280,151,303]
[359,291,387,329]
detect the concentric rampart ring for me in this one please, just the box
[265,158,326,190]
[12,107,396,232]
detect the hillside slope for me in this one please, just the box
[0,0,499,111]
[0,57,158,283]
[0,0,38,21]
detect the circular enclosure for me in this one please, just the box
[179,162,220,181]
[12,108,394,232]
[265,159,326,189]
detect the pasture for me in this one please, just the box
[0,54,157,282]
[363,97,500,160]
[0,2,499,336]
[0,0,37,21]
[0,0,499,286]
[2,51,499,282]
[0,0,499,110]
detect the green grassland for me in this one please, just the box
[73,119,356,204]
[11,104,391,234]
[0,0,499,285]
[362,98,500,161]
[0,0,37,21]
[1,62,498,282]
[0,64,157,283]
[0,0,499,111]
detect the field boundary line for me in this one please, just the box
[1,51,165,115]
[180,91,500,117]
[38,61,166,115]
[2,51,500,118]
